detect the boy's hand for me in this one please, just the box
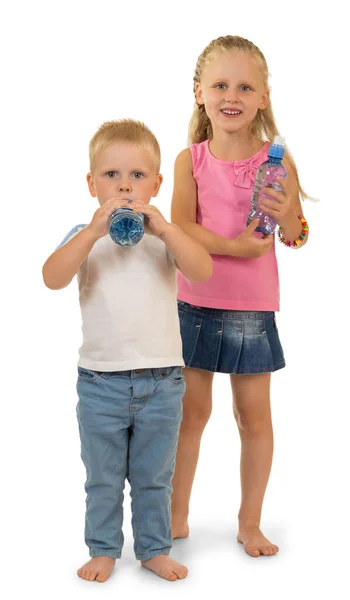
[86,196,130,240]
[230,219,274,258]
[125,200,170,238]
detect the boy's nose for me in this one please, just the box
[118,181,132,192]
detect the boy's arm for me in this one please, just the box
[42,226,99,290]
[159,224,213,282]
[42,196,130,290]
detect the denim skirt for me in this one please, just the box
[178,301,285,374]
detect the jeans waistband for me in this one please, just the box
[178,301,274,320]
[86,366,182,378]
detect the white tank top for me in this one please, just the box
[59,226,184,371]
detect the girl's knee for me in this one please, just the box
[234,406,271,436]
[182,403,212,430]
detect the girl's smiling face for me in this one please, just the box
[195,51,269,136]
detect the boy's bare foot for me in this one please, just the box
[237,526,279,557]
[141,555,188,581]
[77,556,116,582]
[172,519,190,539]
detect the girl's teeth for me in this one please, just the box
[223,110,240,115]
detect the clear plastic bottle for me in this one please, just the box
[247,135,287,235]
[108,206,144,247]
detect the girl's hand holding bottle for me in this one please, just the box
[258,176,297,229]
[230,219,274,258]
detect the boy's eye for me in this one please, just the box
[240,85,251,91]
[215,83,226,89]
[106,171,117,178]
[133,172,144,179]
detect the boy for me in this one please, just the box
[42,119,212,582]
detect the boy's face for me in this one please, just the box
[87,142,162,206]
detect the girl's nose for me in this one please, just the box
[224,88,239,103]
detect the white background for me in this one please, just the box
[1,0,348,598]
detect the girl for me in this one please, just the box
[171,35,309,558]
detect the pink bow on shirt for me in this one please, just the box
[233,153,265,189]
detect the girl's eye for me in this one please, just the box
[106,171,117,178]
[133,172,144,179]
[216,83,226,89]
[240,85,251,91]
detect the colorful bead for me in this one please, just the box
[277,215,308,248]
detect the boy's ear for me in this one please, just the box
[87,173,97,197]
[151,173,163,198]
[195,82,204,105]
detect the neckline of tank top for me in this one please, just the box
[204,139,270,165]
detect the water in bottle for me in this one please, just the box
[109,206,144,247]
[247,135,287,235]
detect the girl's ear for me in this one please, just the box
[195,82,205,105]
[260,89,270,110]
[87,173,97,197]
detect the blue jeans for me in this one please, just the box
[76,366,185,561]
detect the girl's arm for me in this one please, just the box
[171,149,273,259]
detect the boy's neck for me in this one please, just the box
[209,128,264,162]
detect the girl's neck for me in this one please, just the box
[209,127,264,161]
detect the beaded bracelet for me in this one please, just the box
[277,214,308,248]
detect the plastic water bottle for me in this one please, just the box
[247,135,287,235]
[108,206,144,247]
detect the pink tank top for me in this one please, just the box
[177,139,280,311]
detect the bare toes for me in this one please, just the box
[247,547,260,557]
[177,568,188,579]
[174,567,188,579]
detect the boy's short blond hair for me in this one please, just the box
[89,119,161,172]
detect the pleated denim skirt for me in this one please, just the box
[178,301,286,374]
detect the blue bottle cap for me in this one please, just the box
[268,135,285,160]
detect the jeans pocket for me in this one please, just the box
[77,367,102,383]
[153,366,185,384]
[165,366,185,384]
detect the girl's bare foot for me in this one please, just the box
[77,556,116,582]
[141,554,188,581]
[172,519,190,539]
[237,526,279,557]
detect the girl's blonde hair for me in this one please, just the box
[89,119,161,172]
[189,35,307,199]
